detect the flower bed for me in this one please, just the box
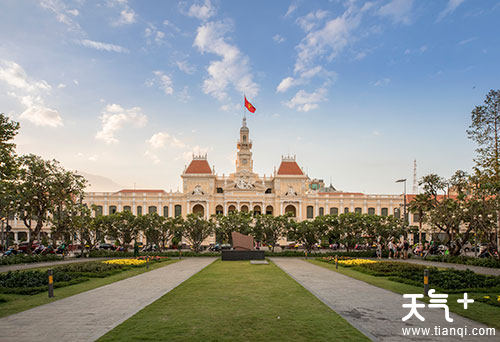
[104,259,147,266]
[0,258,167,295]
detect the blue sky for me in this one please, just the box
[0,0,498,193]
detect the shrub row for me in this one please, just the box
[0,254,62,265]
[88,249,384,258]
[424,255,500,269]
[0,260,162,295]
[319,258,500,292]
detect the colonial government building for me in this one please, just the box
[9,118,418,245]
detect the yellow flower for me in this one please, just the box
[338,259,377,266]
[103,259,147,266]
[483,296,490,299]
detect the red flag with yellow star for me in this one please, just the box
[244,96,256,113]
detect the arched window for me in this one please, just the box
[109,206,117,214]
[216,205,223,215]
[243,135,247,142]
[174,205,182,217]
[265,205,273,215]
[253,205,261,215]
[216,187,224,193]
[355,207,362,214]
[123,206,131,212]
[330,207,338,215]
[265,188,272,194]
[241,205,249,213]
[148,206,157,214]
[136,206,142,216]
[381,208,388,216]
[368,207,375,215]
[306,206,314,219]
[319,207,324,216]
[228,205,236,214]
[94,205,103,216]
[163,206,169,217]
[344,207,349,213]
[192,204,204,216]
[285,205,296,217]
[394,208,400,219]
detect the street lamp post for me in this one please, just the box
[396,179,408,239]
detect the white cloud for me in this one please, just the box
[378,0,414,25]
[294,10,360,73]
[163,20,181,33]
[458,37,476,45]
[187,0,215,20]
[144,150,161,164]
[276,77,297,93]
[176,60,196,74]
[437,0,466,22]
[146,71,173,95]
[96,104,147,144]
[285,4,297,17]
[178,86,191,103]
[296,10,328,32]
[144,24,165,45]
[19,104,62,127]
[0,60,62,127]
[273,34,285,43]
[373,78,391,86]
[0,60,51,92]
[108,0,136,26]
[79,39,129,53]
[39,0,82,32]
[285,87,327,112]
[57,83,66,89]
[146,131,205,164]
[147,132,171,149]
[193,20,258,101]
[354,51,367,60]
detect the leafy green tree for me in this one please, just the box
[214,211,253,244]
[467,89,500,255]
[182,214,214,252]
[335,213,366,251]
[408,193,432,243]
[0,113,20,248]
[254,214,289,251]
[135,212,164,247]
[14,155,86,253]
[107,211,138,247]
[290,218,329,255]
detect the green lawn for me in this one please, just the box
[0,259,178,318]
[309,259,500,329]
[98,260,369,342]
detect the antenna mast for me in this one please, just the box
[412,159,418,194]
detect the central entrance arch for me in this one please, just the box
[192,204,205,217]
[284,204,297,217]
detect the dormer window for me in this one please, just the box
[243,135,247,142]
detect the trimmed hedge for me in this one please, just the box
[88,249,384,258]
[424,255,500,269]
[0,254,62,265]
[319,258,500,293]
[0,260,164,295]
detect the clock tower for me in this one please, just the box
[236,117,253,173]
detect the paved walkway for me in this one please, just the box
[0,257,215,342]
[0,257,112,273]
[271,258,497,342]
[380,258,500,277]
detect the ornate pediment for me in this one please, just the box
[284,186,298,197]
[191,185,205,195]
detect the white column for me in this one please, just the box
[299,201,302,219]
[280,201,283,215]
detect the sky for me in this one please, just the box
[0,0,499,194]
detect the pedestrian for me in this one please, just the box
[388,239,394,259]
[403,239,409,259]
[376,240,382,259]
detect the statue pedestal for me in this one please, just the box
[221,250,265,261]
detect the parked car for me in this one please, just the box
[98,243,114,250]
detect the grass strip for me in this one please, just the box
[99,260,369,342]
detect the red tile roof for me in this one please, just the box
[277,161,303,175]
[185,159,212,174]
